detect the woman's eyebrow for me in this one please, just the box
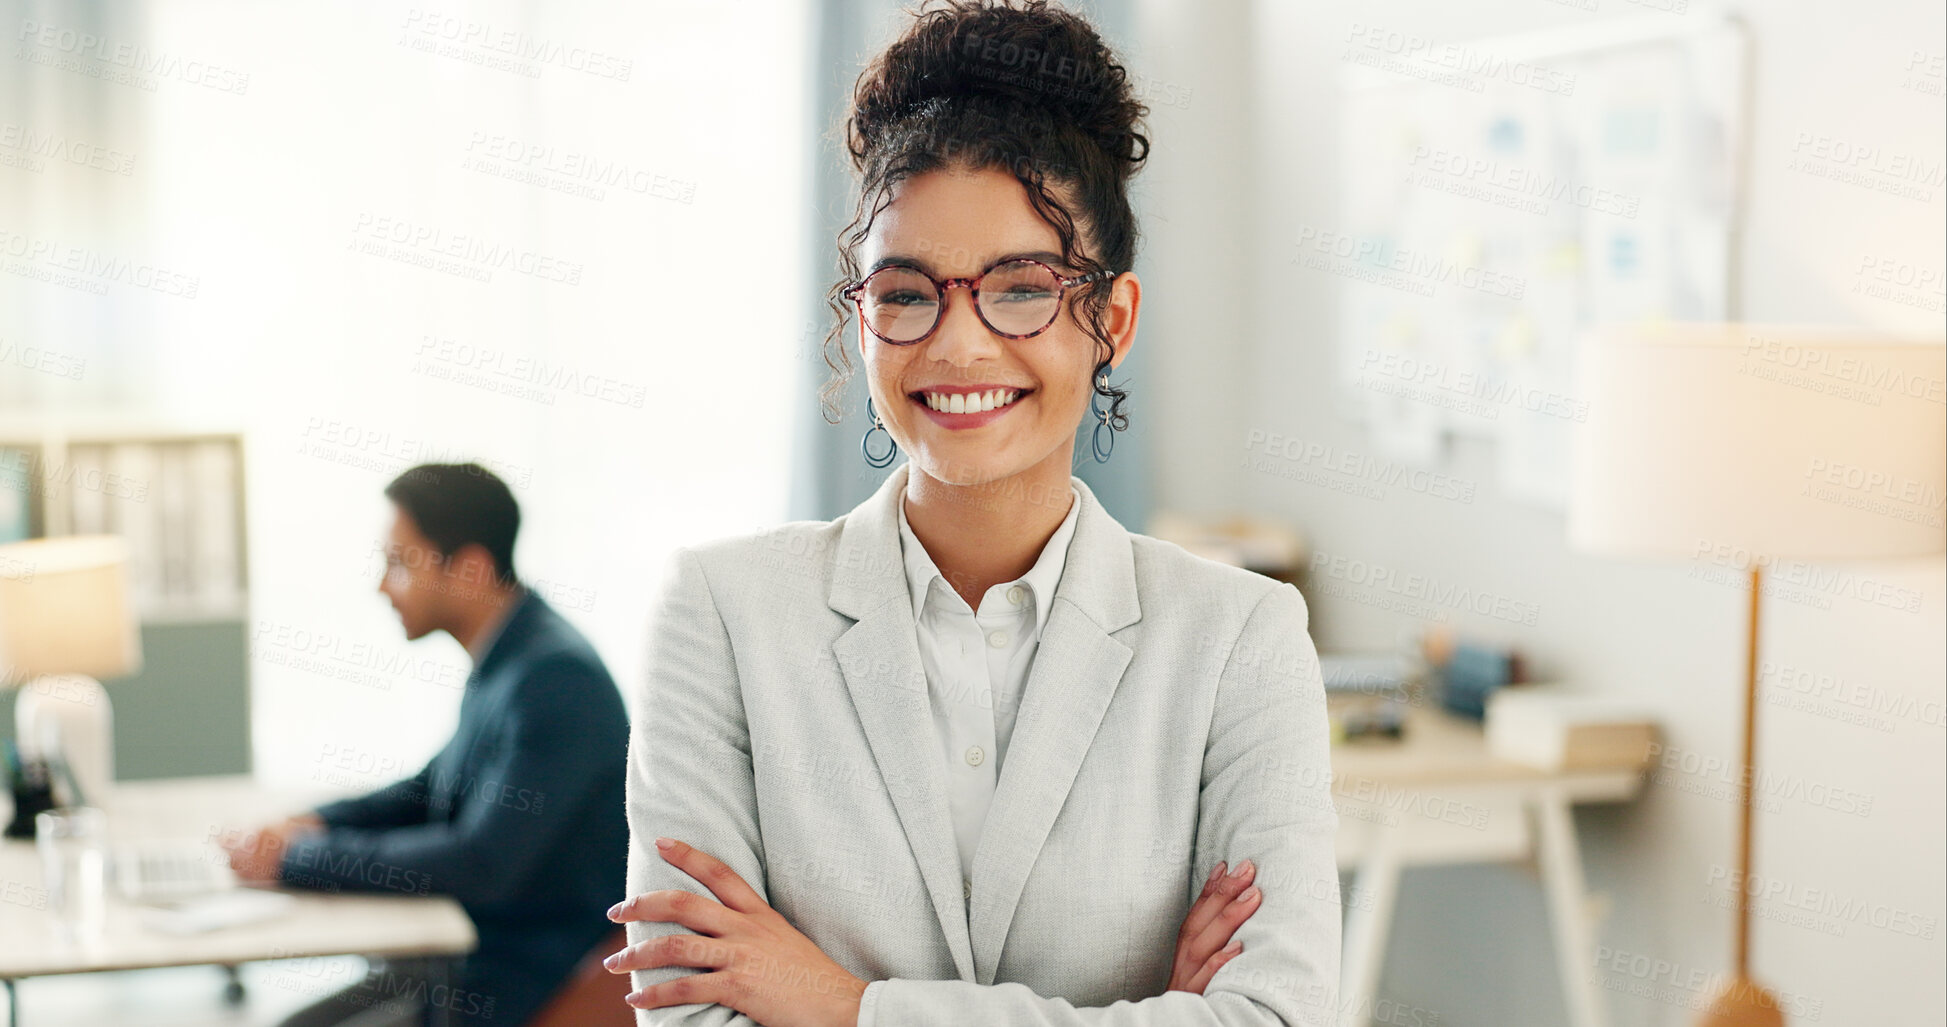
[866,249,1068,274]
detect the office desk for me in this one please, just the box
[1329,700,1645,1027]
[0,775,476,1026]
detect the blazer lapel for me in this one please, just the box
[966,472,1139,984]
[827,461,1144,985]
[831,463,978,982]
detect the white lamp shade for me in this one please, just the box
[1568,323,1946,562]
[0,535,143,684]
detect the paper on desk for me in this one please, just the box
[141,888,296,935]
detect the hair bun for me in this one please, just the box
[849,0,1150,173]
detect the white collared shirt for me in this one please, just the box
[896,483,1082,905]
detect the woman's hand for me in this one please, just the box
[605,836,868,1027]
[1167,859,1262,994]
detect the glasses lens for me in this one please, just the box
[978,260,1064,336]
[859,267,940,343]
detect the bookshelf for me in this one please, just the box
[0,419,252,778]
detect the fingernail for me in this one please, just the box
[655,837,674,850]
[1239,885,1261,903]
[1206,863,1224,885]
[607,902,624,921]
[1230,859,1252,879]
[603,953,620,970]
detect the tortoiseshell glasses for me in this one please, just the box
[841,257,1111,346]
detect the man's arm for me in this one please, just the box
[278,653,621,907]
[856,582,1342,1027]
[625,546,765,1026]
[310,756,439,830]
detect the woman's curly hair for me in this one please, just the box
[817,0,1150,440]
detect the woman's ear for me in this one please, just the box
[1104,270,1141,372]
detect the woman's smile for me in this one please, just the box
[907,385,1036,429]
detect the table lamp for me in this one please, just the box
[1567,322,1945,1026]
[0,535,143,813]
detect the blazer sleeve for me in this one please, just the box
[310,756,438,830]
[856,581,1342,1027]
[625,546,768,1027]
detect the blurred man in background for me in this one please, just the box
[225,462,628,1027]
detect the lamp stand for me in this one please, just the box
[14,673,115,808]
[1697,566,1784,1027]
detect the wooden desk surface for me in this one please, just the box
[0,775,476,979]
[1329,697,1646,799]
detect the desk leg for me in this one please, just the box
[1338,821,1402,1027]
[1534,787,1606,1027]
[425,957,455,1027]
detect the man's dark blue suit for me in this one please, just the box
[279,589,628,1026]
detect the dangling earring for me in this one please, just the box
[1090,369,1117,464]
[861,395,898,469]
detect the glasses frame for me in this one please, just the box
[841,257,1112,346]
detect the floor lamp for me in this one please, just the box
[1567,323,1945,1026]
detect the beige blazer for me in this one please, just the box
[625,461,1341,1025]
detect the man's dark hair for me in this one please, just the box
[384,463,521,586]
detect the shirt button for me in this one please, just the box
[1006,585,1025,605]
[964,745,985,766]
[963,877,972,900]
[987,629,1009,648]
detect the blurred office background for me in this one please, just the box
[2,0,1940,1024]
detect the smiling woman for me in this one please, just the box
[611,3,1341,1026]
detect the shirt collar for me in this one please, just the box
[464,584,531,670]
[896,482,1082,640]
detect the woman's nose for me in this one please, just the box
[924,284,1006,361]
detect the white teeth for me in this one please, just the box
[922,389,1020,413]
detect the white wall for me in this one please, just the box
[6,1,810,789]
[1130,0,1943,1023]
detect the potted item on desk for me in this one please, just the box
[1420,625,1522,720]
